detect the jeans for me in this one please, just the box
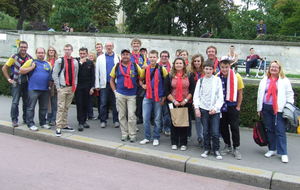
[142,98,162,140]
[161,104,171,133]
[11,82,28,123]
[195,116,203,141]
[100,84,118,123]
[201,109,220,152]
[262,104,287,155]
[47,92,57,124]
[246,59,258,75]
[220,106,240,148]
[75,88,89,124]
[26,90,49,127]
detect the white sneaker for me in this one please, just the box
[281,155,289,163]
[201,150,209,158]
[153,139,159,146]
[171,145,178,150]
[100,122,106,128]
[264,151,276,158]
[180,145,187,151]
[215,151,223,160]
[41,124,51,129]
[29,125,38,131]
[139,139,150,145]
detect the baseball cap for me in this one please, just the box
[121,49,130,54]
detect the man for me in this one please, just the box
[95,42,103,57]
[256,20,266,36]
[206,46,219,73]
[2,41,32,127]
[110,49,143,142]
[218,56,244,160]
[130,38,148,124]
[19,48,52,131]
[95,42,120,128]
[52,44,79,137]
[200,32,213,38]
[75,47,95,131]
[245,48,262,77]
[159,50,171,136]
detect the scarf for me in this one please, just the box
[194,71,204,82]
[146,65,160,102]
[64,56,76,92]
[266,77,278,114]
[213,58,219,73]
[119,61,134,89]
[185,60,189,65]
[159,61,171,72]
[226,69,237,102]
[49,58,55,67]
[132,52,140,64]
[175,72,184,102]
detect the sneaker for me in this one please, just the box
[136,127,139,132]
[78,124,84,132]
[12,121,18,127]
[140,139,150,145]
[83,123,90,128]
[164,131,171,136]
[114,122,120,128]
[41,124,51,129]
[281,155,289,163]
[221,144,232,156]
[153,139,159,146]
[49,121,56,126]
[215,151,223,160]
[180,145,187,151]
[171,145,178,150]
[62,126,75,132]
[233,147,242,160]
[129,137,136,143]
[55,128,62,137]
[246,74,250,77]
[29,125,38,131]
[201,150,209,158]
[100,122,106,128]
[121,136,127,141]
[264,150,276,158]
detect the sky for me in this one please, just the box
[233,0,258,10]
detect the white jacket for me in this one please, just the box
[95,53,120,89]
[257,76,294,112]
[193,75,224,113]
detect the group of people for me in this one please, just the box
[2,38,294,163]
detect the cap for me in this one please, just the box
[220,56,233,63]
[121,49,130,54]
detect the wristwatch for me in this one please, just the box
[184,98,188,103]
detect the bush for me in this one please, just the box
[256,34,300,42]
[0,64,11,96]
[0,12,17,30]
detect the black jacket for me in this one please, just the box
[77,59,95,89]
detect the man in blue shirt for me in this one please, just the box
[20,48,52,131]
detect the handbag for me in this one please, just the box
[253,118,268,147]
[170,107,189,127]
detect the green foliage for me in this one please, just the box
[0,64,11,96]
[0,12,17,29]
[256,34,300,42]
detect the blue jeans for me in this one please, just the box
[195,116,203,141]
[26,90,49,127]
[201,109,220,152]
[100,84,118,123]
[11,82,28,123]
[47,92,57,124]
[246,59,258,75]
[262,104,287,155]
[142,98,162,140]
[161,104,171,133]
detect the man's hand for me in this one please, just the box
[236,106,241,111]
[7,78,15,84]
[89,88,94,95]
[195,108,201,118]
[180,101,187,106]
[174,100,180,107]
[142,84,147,90]
[209,109,216,115]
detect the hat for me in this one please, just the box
[121,49,130,54]
[220,56,233,63]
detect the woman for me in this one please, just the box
[165,57,195,151]
[46,47,58,126]
[190,54,205,145]
[87,51,98,120]
[179,50,189,65]
[257,61,294,163]
[227,45,238,71]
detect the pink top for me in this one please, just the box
[171,76,190,100]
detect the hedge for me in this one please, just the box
[1,64,299,132]
[256,34,300,42]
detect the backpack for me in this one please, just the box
[144,64,164,84]
[114,62,138,76]
[282,102,300,129]
[253,119,268,147]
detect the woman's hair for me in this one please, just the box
[190,54,204,73]
[46,46,58,61]
[88,52,96,63]
[170,57,188,78]
[179,49,189,57]
[267,60,285,78]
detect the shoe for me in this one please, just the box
[233,147,242,160]
[201,150,209,158]
[246,74,250,77]
[78,124,84,132]
[41,124,51,129]
[83,123,90,128]
[12,121,18,127]
[55,128,62,137]
[140,139,150,145]
[164,131,171,136]
[130,137,136,143]
[215,151,223,160]
[29,125,38,131]
[62,126,75,132]
[153,139,159,146]
[171,145,178,150]
[49,122,56,126]
[121,136,127,141]
[136,127,139,132]
[100,122,106,128]
[180,145,187,151]
[221,144,232,156]
[281,155,289,163]
[264,150,276,158]
[114,122,120,128]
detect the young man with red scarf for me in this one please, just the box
[218,56,244,160]
[130,38,149,124]
[110,49,143,142]
[206,46,219,74]
[52,44,79,137]
[139,50,168,146]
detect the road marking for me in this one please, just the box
[165,154,188,161]
[69,135,96,143]
[120,146,142,151]
[0,120,12,127]
[39,129,53,134]
[227,166,265,175]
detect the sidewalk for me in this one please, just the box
[0,95,299,189]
